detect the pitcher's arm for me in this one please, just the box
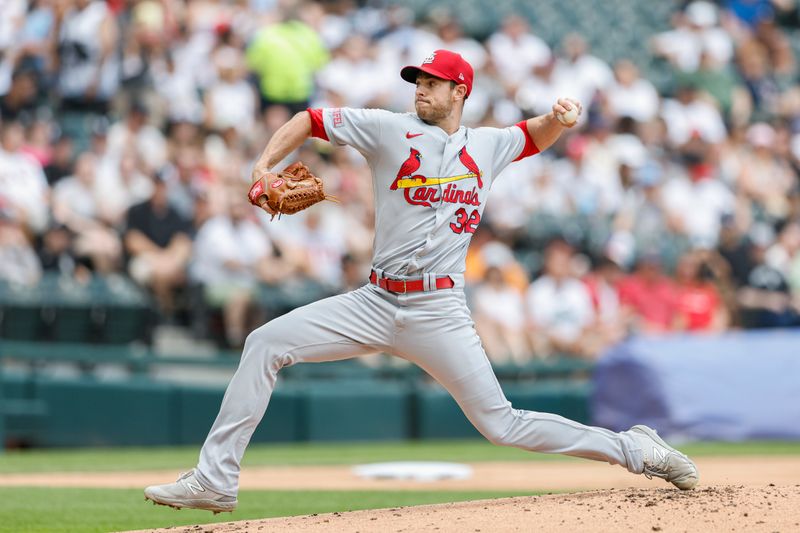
[251,111,313,181]
[523,98,581,152]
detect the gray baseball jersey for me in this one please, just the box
[194,108,647,496]
[309,107,537,275]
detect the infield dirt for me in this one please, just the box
[126,485,800,533]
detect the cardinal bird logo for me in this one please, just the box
[391,148,423,190]
[458,146,483,188]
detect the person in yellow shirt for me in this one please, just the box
[246,7,329,115]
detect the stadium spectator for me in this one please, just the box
[465,231,529,293]
[191,194,285,347]
[765,220,800,279]
[515,56,568,118]
[673,250,730,332]
[618,254,678,334]
[290,210,349,289]
[583,256,627,348]
[54,0,119,115]
[246,4,329,114]
[159,147,208,223]
[21,118,55,168]
[579,115,625,215]
[526,239,596,358]
[736,38,781,119]
[0,203,42,286]
[0,68,39,121]
[124,172,193,318]
[43,133,74,186]
[661,83,728,147]
[737,223,799,328]
[737,123,795,221]
[204,46,257,136]
[94,149,154,226]
[527,160,574,216]
[36,222,88,281]
[557,34,614,109]
[0,119,49,233]
[660,140,735,248]
[677,49,743,120]
[52,151,121,272]
[473,266,530,364]
[611,159,677,268]
[317,34,394,109]
[605,60,661,123]
[107,101,168,174]
[434,16,487,73]
[717,213,754,287]
[487,15,551,93]
[152,51,205,126]
[651,1,733,72]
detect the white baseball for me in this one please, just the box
[556,106,579,126]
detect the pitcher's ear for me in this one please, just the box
[454,83,468,101]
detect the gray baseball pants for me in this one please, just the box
[196,275,644,496]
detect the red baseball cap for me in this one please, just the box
[401,49,474,98]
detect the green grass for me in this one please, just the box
[1,439,798,474]
[0,487,540,533]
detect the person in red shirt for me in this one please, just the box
[618,253,678,334]
[673,250,729,332]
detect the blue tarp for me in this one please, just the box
[592,330,800,441]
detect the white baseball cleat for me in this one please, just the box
[144,470,237,513]
[630,425,699,490]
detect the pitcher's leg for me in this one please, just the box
[396,292,643,473]
[424,352,642,472]
[197,286,393,495]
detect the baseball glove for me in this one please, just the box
[248,162,335,218]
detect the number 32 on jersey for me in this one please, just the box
[450,208,480,234]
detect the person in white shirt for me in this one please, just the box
[0,120,49,233]
[487,15,551,92]
[204,47,257,136]
[472,266,530,364]
[651,1,733,72]
[605,60,661,123]
[660,143,735,248]
[52,152,122,272]
[557,34,614,108]
[192,193,286,346]
[661,84,727,147]
[318,35,394,109]
[106,102,168,173]
[0,205,42,287]
[94,149,154,226]
[526,239,595,357]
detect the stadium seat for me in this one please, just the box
[0,281,45,341]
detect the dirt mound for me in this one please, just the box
[127,485,800,533]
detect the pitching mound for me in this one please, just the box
[129,485,800,533]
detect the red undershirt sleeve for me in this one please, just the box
[307,108,328,141]
[513,120,540,162]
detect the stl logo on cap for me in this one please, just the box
[400,49,475,98]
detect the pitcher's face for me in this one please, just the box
[414,73,460,123]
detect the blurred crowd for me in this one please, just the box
[2,0,800,357]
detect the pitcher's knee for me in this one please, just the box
[483,427,514,447]
[473,407,520,447]
[242,323,287,371]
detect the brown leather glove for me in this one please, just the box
[248,162,333,218]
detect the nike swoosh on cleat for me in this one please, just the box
[406,132,423,138]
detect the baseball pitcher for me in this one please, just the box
[145,49,698,513]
